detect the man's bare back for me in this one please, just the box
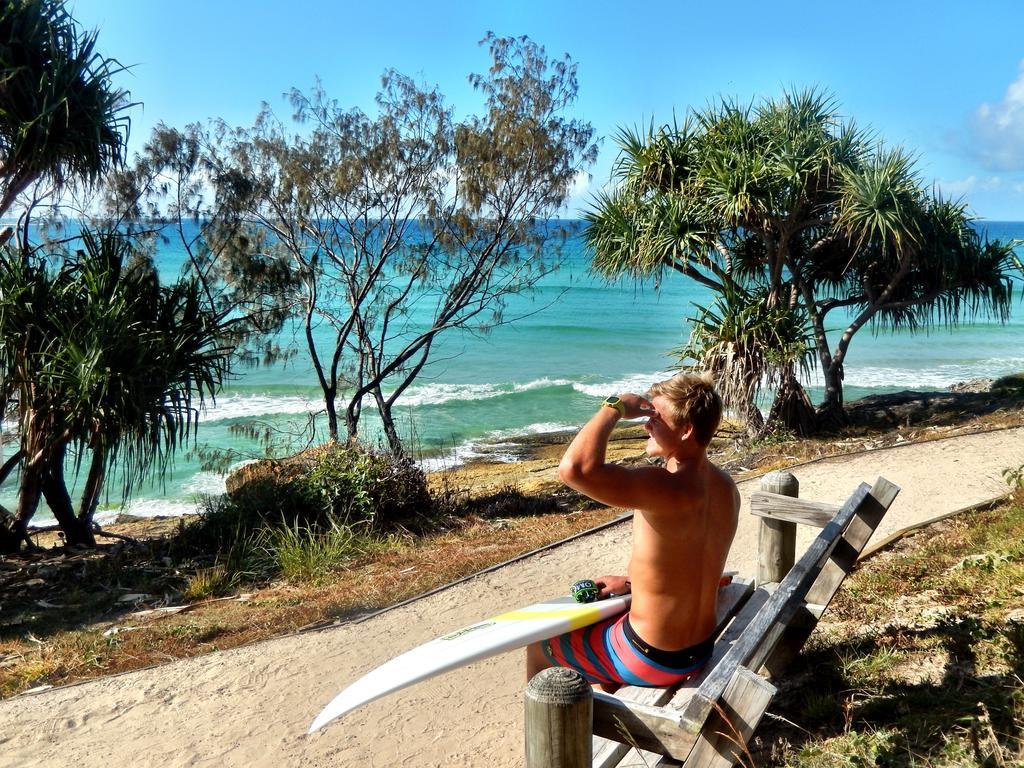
[526,375,739,685]
[626,457,739,651]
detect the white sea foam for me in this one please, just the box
[199,394,320,423]
[74,499,203,527]
[399,377,575,407]
[198,377,578,423]
[183,471,228,496]
[571,370,678,398]
[802,359,1024,390]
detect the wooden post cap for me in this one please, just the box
[526,667,592,705]
[757,471,798,586]
[761,471,799,496]
[525,668,593,767]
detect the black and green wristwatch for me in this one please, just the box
[602,396,626,417]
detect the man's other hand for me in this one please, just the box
[595,575,631,598]
[616,393,654,420]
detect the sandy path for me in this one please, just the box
[1,427,1021,768]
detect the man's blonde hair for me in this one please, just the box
[648,373,722,447]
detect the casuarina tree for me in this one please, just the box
[112,34,597,457]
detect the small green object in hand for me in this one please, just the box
[570,579,599,603]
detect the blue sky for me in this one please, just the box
[72,0,1024,219]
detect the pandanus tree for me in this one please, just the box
[0,0,130,224]
[680,282,817,436]
[585,90,1018,433]
[0,2,233,553]
[0,230,232,552]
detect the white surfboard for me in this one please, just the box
[308,592,632,733]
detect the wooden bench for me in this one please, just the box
[524,475,900,768]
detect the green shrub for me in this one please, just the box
[992,372,1024,397]
[173,443,434,577]
[300,444,433,531]
[1004,463,1024,490]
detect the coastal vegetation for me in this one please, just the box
[0,1,235,554]
[757,483,1024,767]
[0,230,231,551]
[108,33,598,457]
[585,91,1022,436]
[0,0,129,220]
[0,2,598,554]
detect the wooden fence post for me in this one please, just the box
[525,667,593,768]
[756,471,799,586]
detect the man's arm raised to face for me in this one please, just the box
[558,393,680,513]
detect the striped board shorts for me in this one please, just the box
[541,612,714,687]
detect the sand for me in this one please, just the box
[1,426,1021,768]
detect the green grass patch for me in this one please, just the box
[250,522,398,584]
[182,566,236,602]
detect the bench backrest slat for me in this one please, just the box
[591,580,755,768]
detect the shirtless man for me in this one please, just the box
[526,373,739,690]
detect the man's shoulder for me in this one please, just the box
[705,461,741,513]
[708,460,738,490]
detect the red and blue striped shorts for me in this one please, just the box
[541,612,713,687]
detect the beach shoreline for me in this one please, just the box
[22,380,1024,541]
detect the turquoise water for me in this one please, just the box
[6,221,1023,524]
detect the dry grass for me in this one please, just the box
[0,506,620,698]
[756,491,1024,767]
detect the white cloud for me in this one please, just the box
[935,174,1005,198]
[970,60,1024,170]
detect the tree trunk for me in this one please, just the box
[0,508,30,553]
[821,360,844,409]
[41,452,95,547]
[743,399,765,438]
[0,451,29,552]
[816,361,849,431]
[766,373,817,437]
[0,449,24,486]
[374,389,405,458]
[344,403,360,443]
[324,393,340,442]
[78,446,106,524]
[15,460,44,535]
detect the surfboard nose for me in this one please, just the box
[307,707,336,734]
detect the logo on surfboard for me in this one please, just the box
[441,622,496,641]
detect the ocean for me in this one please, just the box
[6,221,1023,525]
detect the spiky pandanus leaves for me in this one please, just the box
[0,0,131,219]
[0,229,232,550]
[57,230,232,502]
[865,194,1016,332]
[835,146,923,257]
[585,187,720,284]
[680,281,816,436]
